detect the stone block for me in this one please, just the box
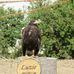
[0,57,57,74]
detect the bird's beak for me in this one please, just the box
[34,19,41,24]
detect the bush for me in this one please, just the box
[28,1,74,59]
[0,1,74,59]
[0,7,26,58]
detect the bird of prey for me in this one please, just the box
[21,19,41,56]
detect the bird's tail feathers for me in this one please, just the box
[26,50,33,56]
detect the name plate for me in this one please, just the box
[17,57,41,74]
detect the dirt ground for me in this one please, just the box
[57,60,74,74]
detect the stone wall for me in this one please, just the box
[0,57,57,74]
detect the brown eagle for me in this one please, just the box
[22,19,41,56]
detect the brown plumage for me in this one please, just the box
[22,20,41,56]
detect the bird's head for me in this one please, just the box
[29,19,41,26]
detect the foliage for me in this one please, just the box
[0,0,74,59]
[28,0,74,59]
[0,7,26,58]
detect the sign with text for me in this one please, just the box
[17,58,41,74]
